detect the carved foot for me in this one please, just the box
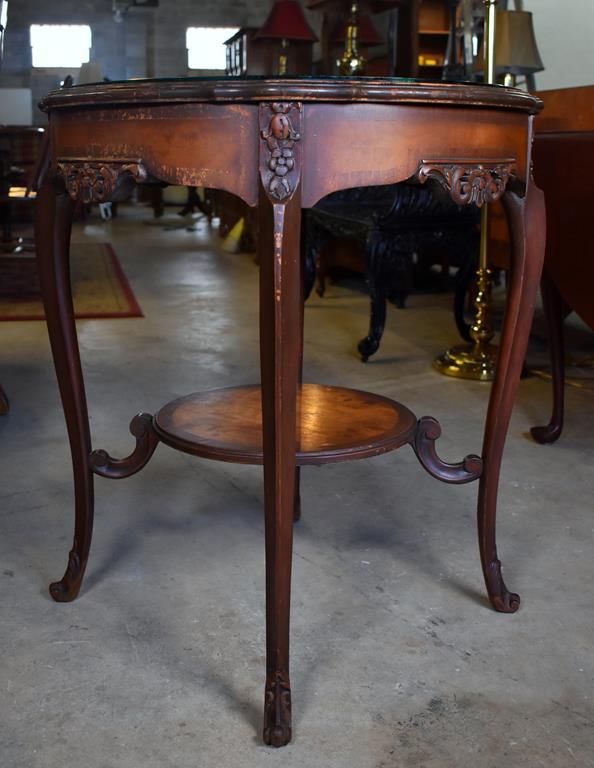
[357,335,379,363]
[530,422,562,445]
[49,550,85,602]
[263,671,292,747]
[484,559,520,613]
[413,417,482,484]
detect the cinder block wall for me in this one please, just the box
[0,0,279,123]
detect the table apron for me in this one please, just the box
[50,102,530,208]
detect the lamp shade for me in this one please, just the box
[256,0,318,42]
[475,10,544,77]
[494,10,544,75]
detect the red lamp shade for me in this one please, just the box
[256,0,318,42]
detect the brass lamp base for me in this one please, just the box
[340,51,366,75]
[433,342,498,381]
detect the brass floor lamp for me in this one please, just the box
[434,0,499,381]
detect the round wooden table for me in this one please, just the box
[37,77,544,747]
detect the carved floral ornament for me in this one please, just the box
[417,160,517,207]
[260,102,302,202]
[57,160,148,203]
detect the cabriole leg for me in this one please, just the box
[531,270,566,444]
[36,175,94,602]
[478,180,546,612]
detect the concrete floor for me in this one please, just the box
[1,205,593,768]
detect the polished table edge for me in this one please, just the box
[39,76,543,115]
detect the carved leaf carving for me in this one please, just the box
[57,160,148,203]
[418,160,516,207]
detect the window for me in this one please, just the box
[186,27,238,70]
[226,32,248,77]
[0,3,8,62]
[30,24,91,68]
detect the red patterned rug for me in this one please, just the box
[0,242,143,320]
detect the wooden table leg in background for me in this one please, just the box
[35,174,95,603]
[530,269,568,444]
[0,383,8,414]
[478,176,546,612]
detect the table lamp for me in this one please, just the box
[434,4,543,381]
[255,0,318,76]
[475,9,543,88]
[338,2,382,74]
[434,0,499,381]
[492,9,543,87]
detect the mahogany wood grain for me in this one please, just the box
[530,272,567,444]
[480,167,546,613]
[535,85,594,133]
[302,104,530,207]
[40,77,540,113]
[414,416,482,484]
[153,384,417,465]
[529,86,594,442]
[35,176,94,603]
[37,76,544,746]
[51,104,260,206]
[257,146,302,744]
[533,133,594,331]
[293,210,308,523]
[90,413,160,479]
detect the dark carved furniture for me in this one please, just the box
[0,125,46,251]
[305,182,480,360]
[37,77,543,747]
[1,125,49,414]
[526,85,594,443]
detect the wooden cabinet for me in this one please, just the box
[0,126,46,240]
[394,0,453,78]
[225,28,269,77]
[417,0,450,77]
[225,27,315,78]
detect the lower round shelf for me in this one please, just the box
[154,384,417,465]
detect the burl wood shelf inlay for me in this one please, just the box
[154,384,417,464]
